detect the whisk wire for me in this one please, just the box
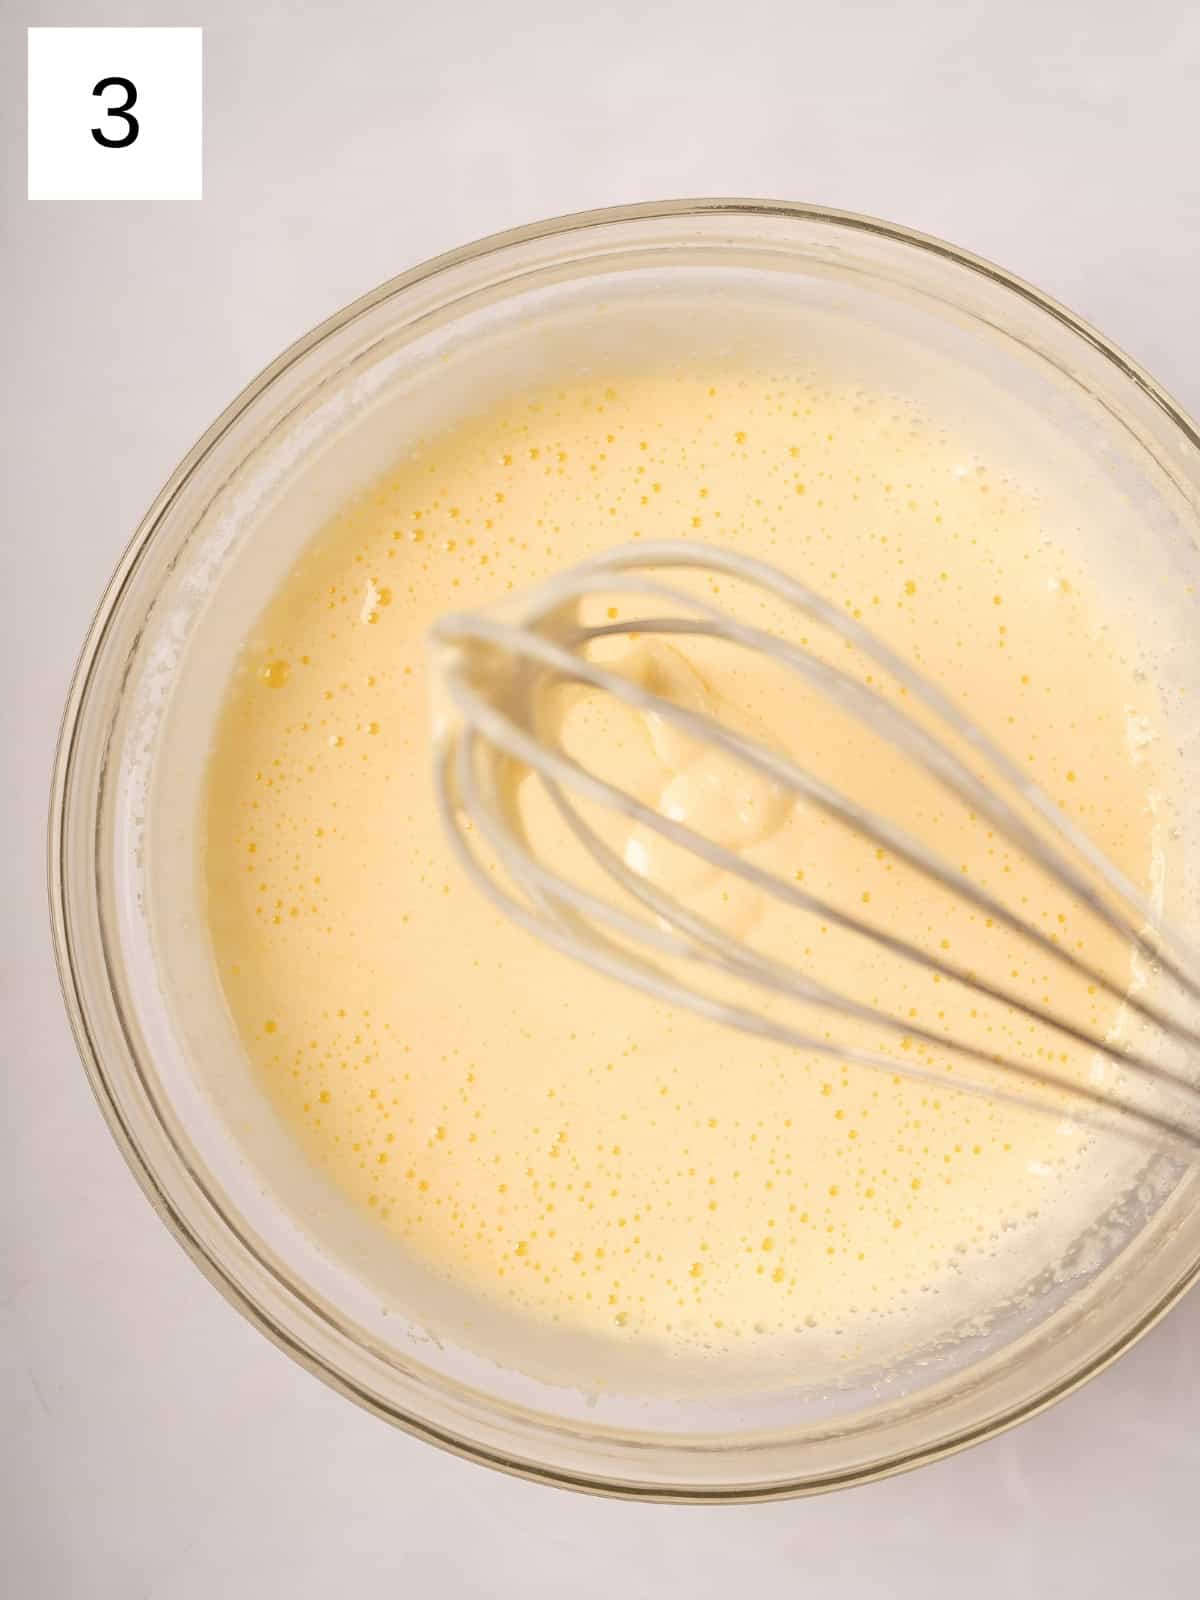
[433,540,1200,1154]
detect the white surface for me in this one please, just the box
[4,0,1200,1593]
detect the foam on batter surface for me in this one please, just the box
[203,366,1160,1354]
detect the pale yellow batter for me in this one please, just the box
[204,366,1158,1353]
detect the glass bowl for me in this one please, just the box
[49,199,1200,1500]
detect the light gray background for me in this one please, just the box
[4,2,1200,1594]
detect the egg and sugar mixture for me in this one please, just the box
[204,363,1162,1359]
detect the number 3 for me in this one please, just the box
[91,77,139,149]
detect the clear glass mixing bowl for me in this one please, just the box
[49,200,1200,1500]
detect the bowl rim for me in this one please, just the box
[46,196,1200,1501]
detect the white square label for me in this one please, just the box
[28,27,203,201]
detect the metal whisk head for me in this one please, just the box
[431,540,1200,1154]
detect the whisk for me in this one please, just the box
[431,540,1200,1154]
